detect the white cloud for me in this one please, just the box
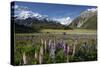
[16,5,28,11]
[87,8,97,12]
[53,17,72,25]
[14,5,19,9]
[11,5,19,9]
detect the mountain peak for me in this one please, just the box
[53,17,72,25]
[16,11,43,20]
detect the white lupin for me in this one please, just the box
[49,40,56,62]
[48,39,52,48]
[35,51,38,60]
[72,39,77,57]
[23,52,27,64]
[67,45,70,54]
[41,38,44,45]
[63,41,66,51]
[39,46,43,64]
[44,40,47,51]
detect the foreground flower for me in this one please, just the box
[49,40,56,62]
[39,46,43,64]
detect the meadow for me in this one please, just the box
[14,29,97,65]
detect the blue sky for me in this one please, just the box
[13,1,97,19]
[12,1,97,25]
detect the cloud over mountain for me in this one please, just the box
[53,17,72,25]
[87,8,97,12]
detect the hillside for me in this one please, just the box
[81,15,97,29]
[69,9,97,29]
[14,23,39,33]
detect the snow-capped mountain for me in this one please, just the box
[14,11,72,26]
[13,12,69,33]
[15,11,47,20]
[15,10,72,25]
[53,17,72,26]
[14,10,53,26]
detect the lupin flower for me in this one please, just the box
[49,41,56,62]
[64,43,70,55]
[41,38,44,45]
[35,51,38,60]
[44,40,47,51]
[39,46,43,64]
[48,39,52,49]
[56,41,63,49]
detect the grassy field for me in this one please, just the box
[15,29,97,36]
[40,29,97,34]
[14,29,97,65]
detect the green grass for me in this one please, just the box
[40,29,97,34]
[15,29,97,36]
[14,29,97,65]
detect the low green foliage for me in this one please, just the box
[14,34,97,65]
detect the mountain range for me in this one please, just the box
[12,12,71,33]
[12,8,97,33]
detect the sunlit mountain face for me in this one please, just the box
[69,7,97,29]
